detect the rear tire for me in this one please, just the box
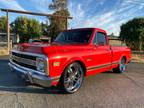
[59,62,84,94]
[113,57,126,73]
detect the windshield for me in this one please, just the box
[54,29,92,43]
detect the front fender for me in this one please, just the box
[60,57,86,75]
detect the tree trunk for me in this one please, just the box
[139,41,142,51]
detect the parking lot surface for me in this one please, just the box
[0,56,144,108]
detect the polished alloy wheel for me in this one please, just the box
[119,58,126,73]
[62,62,84,93]
[113,57,126,73]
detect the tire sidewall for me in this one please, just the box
[119,57,126,73]
[60,62,84,94]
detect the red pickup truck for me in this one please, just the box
[9,28,131,93]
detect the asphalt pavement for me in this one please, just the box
[0,56,144,108]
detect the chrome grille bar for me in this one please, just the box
[11,55,36,66]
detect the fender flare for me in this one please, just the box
[60,57,86,76]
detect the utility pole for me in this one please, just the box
[6,10,10,53]
[0,17,2,32]
[65,18,68,30]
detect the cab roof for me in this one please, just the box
[66,28,106,34]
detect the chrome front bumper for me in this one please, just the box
[9,61,53,87]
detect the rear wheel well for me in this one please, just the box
[122,56,127,63]
[113,56,127,73]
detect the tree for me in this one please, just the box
[27,18,42,38]
[0,16,7,32]
[48,0,70,41]
[11,16,42,42]
[49,0,67,10]
[110,33,114,37]
[41,22,49,36]
[120,17,144,51]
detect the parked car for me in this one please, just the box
[9,28,131,93]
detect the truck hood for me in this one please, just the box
[14,42,89,55]
[15,42,55,54]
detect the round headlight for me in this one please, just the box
[36,58,45,72]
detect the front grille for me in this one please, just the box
[11,51,37,70]
[12,52,36,60]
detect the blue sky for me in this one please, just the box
[0,0,144,35]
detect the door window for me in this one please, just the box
[93,32,107,46]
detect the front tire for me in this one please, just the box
[113,57,126,73]
[59,62,84,94]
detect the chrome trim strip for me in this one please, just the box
[112,61,120,65]
[87,61,119,71]
[10,50,49,75]
[87,63,111,71]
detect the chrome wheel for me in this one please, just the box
[113,57,126,73]
[62,62,84,93]
[119,58,126,73]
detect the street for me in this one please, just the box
[0,57,144,108]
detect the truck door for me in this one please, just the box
[88,32,112,74]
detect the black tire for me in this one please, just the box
[113,57,126,73]
[59,62,84,94]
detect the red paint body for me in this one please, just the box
[17,28,131,86]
